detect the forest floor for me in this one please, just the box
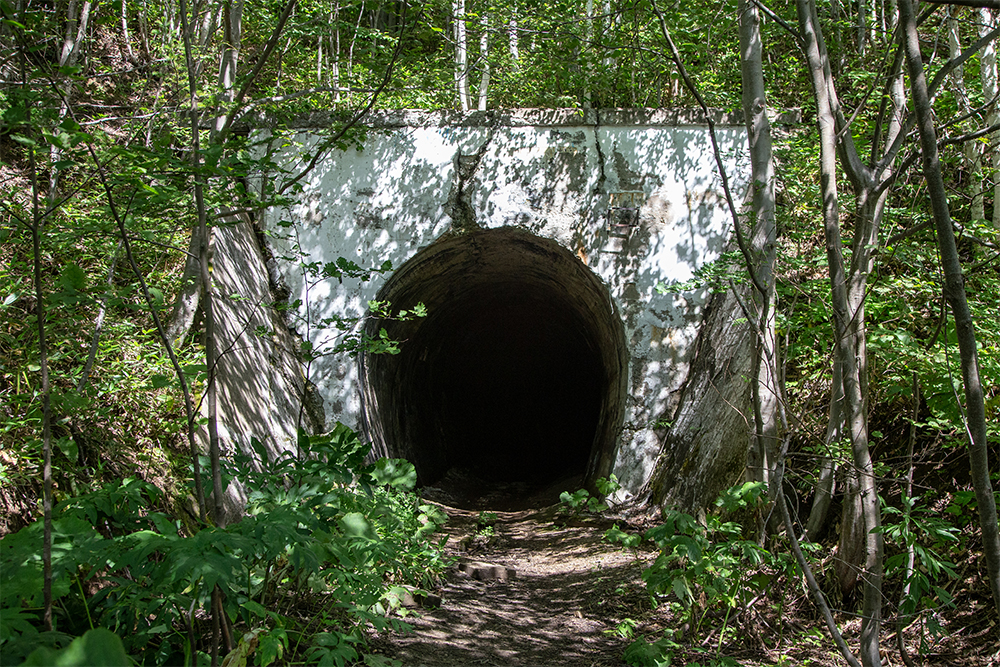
[368,472,1000,667]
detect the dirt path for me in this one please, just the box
[369,499,1000,667]
[372,504,656,666]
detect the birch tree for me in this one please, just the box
[48,0,92,205]
[738,0,780,513]
[454,0,471,110]
[980,8,1000,229]
[478,12,489,110]
[949,11,985,222]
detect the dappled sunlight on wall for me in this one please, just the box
[258,109,750,498]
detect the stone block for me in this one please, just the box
[458,560,517,582]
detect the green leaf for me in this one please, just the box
[54,436,78,462]
[623,636,674,666]
[671,576,690,604]
[150,374,173,389]
[20,628,130,666]
[242,600,269,619]
[58,263,88,292]
[371,458,417,491]
[258,633,283,667]
[340,512,377,540]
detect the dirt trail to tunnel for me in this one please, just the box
[371,498,1000,667]
[371,504,656,666]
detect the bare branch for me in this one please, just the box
[923,0,1000,8]
[649,0,768,299]
[278,6,410,196]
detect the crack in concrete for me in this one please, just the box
[592,109,607,195]
[445,123,499,232]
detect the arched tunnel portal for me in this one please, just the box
[359,227,628,499]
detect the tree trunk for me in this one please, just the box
[858,0,869,56]
[347,0,366,102]
[454,0,470,111]
[806,361,842,539]
[798,0,905,612]
[980,8,1000,229]
[331,3,341,102]
[508,4,519,66]
[797,1,883,662]
[49,0,93,206]
[213,0,243,136]
[898,0,1000,621]
[949,14,985,222]
[179,0,224,531]
[119,0,138,65]
[24,97,54,635]
[738,0,780,517]
[478,12,489,110]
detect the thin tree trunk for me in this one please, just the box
[949,14,985,222]
[49,0,93,206]
[776,438,864,667]
[805,455,838,539]
[198,2,220,49]
[317,31,323,82]
[858,0,869,56]
[831,0,844,74]
[331,3,341,102]
[26,90,54,634]
[179,0,223,531]
[508,6,518,65]
[897,371,919,667]
[179,2,224,664]
[454,0,470,110]
[120,0,138,65]
[797,1,883,662]
[739,0,780,518]
[138,0,152,61]
[478,12,489,110]
[78,242,123,392]
[980,8,1000,229]
[898,0,1000,621]
[806,359,842,538]
[347,0,365,102]
[601,0,615,76]
[799,0,905,610]
[213,0,243,137]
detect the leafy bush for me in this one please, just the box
[608,483,794,666]
[0,424,449,666]
[559,475,621,517]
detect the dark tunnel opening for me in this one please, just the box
[359,228,627,508]
[415,282,602,483]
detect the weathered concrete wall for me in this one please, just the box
[258,108,751,500]
[207,212,324,522]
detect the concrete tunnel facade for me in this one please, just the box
[251,108,755,503]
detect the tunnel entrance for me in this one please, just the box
[359,227,627,507]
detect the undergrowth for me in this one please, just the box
[0,423,450,667]
[606,481,977,667]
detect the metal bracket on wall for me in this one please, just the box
[606,191,643,238]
